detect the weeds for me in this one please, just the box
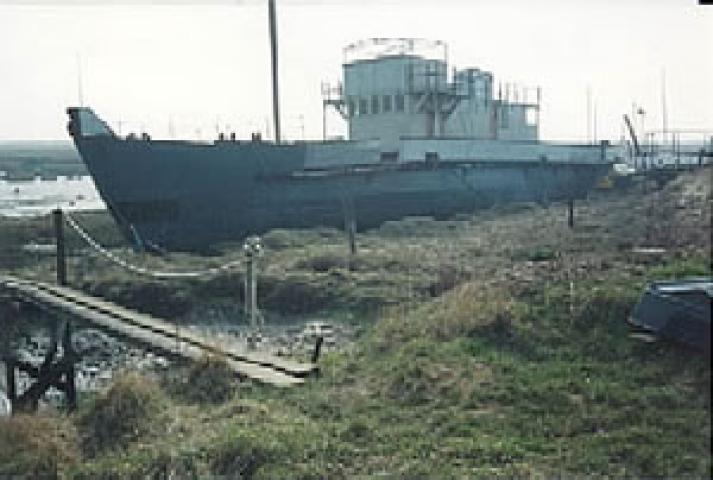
[165,355,237,404]
[0,413,79,477]
[77,372,168,456]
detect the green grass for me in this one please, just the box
[4,261,711,478]
[68,255,710,478]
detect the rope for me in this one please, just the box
[63,213,244,279]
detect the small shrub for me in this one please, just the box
[374,282,517,347]
[374,340,491,406]
[71,446,202,480]
[575,286,638,329]
[0,413,79,477]
[432,284,517,340]
[208,428,282,478]
[511,246,558,262]
[261,229,301,249]
[648,255,711,279]
[296,253,347,273]
[428,263,464,296]
[167,355,236,404]
[339,418,373,444]
[260,275,332,314]
[77,372,167,456]
[87,280,193,318]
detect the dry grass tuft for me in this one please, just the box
[77,372,167,456]
[0,412,80,477]
[166,355,237,404]
[373,281,516,348]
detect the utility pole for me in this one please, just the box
[268,0,281,143]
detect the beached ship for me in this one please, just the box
[67,31,612,250]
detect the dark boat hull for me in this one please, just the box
[73,134,610,250]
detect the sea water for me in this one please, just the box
[0,175,105,217]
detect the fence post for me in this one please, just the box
[311,336,324,364]
[347,216,357,257]
[53,209,67,286]
[244,237,262,348]
[62,322,77,411]
[342,196,357,259]
[5,358,16,409]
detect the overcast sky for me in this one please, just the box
[1,0,711,142]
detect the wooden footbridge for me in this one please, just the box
[1,274,317,409]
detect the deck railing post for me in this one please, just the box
[567,199,575,229]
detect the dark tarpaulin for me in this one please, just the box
[629,278,712,352]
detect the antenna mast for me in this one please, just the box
[586,86,592,144]
[268,0,281,143]
[76,53,84,107]
[661,68,668,148]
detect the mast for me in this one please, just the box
[76,53,84,107]
[268,0,281,143]
[661,68,668,148]
[586,86,592,144]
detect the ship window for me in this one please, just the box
[359,98,368,115]
[347,97,356,117]
[383,95,392,113]
[526,107,537,126]
[371,95,380,114]
[500,105,509,128]
[395,93,405,112]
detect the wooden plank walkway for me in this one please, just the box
[0,275,317,387]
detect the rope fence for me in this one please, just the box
[63,213,243,279]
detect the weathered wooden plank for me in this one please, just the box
[0,276,307,387]
[17,285,304,387]
[24,279,316,377]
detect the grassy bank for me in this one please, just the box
[0,168,710,477]
[2,254,708,478]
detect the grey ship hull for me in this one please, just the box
[68,108,611,250]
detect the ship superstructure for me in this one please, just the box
[324,38,538,146]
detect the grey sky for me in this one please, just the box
[1,0,711,142]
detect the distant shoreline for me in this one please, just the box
[0,140,86,180]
